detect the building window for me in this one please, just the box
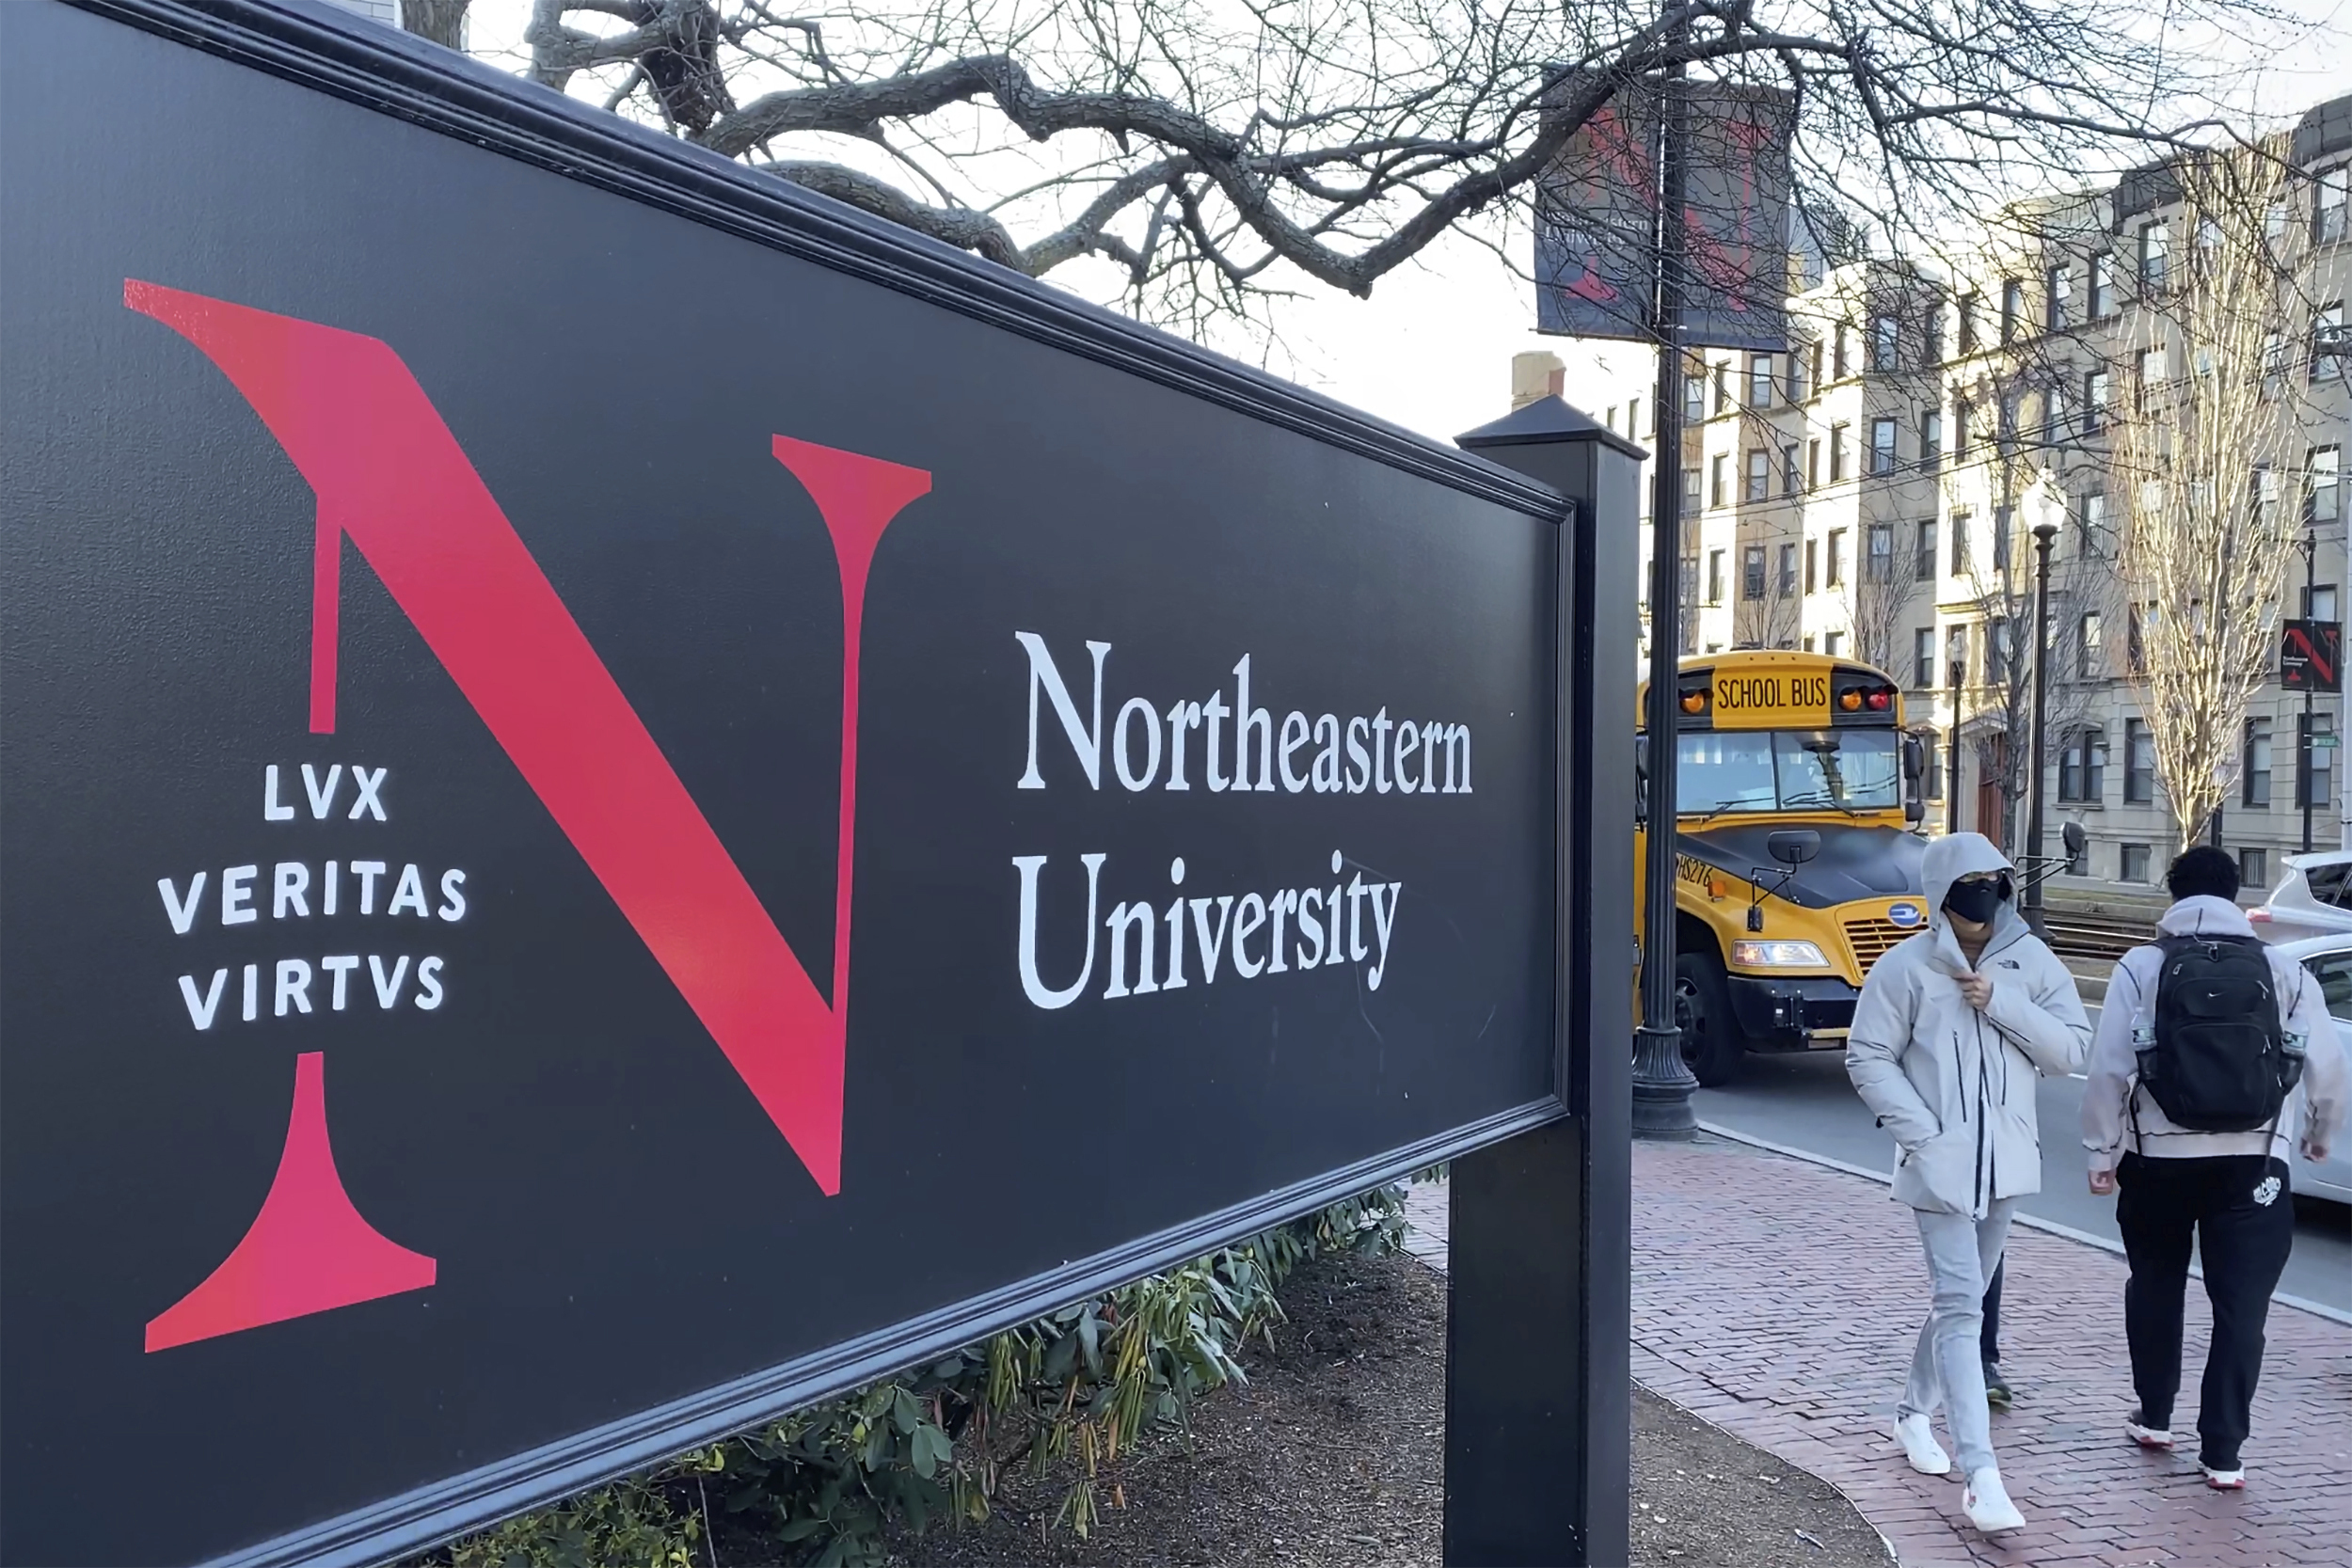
[1826,528,1847,587]
[1804,538,1819,594]
[1830,424,1849,482]
[2078,610,2103,678]
[1915,518,1939,581]
[1924,730,1945,799]
[1807,438,1821,489]
[1988,615,2011,684]
[1778,543,1798,597]
[1750,355,1776,407]
[1746,448,1771,503]
[1926,302,1947,364]
[1681,467,1701,517]
[2245,718,2273,807]
[1803,635,1816,653]
[2122,843,2153,883]
[1994,504,2012,573]
[1806,341,1823,399]
[2241,847,2270,892]
[2046,264,2071,331]
[2316,303,2346,384]
[2313,446,2344,524]
[1782,443,1802,497]
[1915,626,1936,688]
[2059,726,2106,802]
[1951,510,1971,577]
[1946,625,1970,685]
[2128,602,2148,673]
[1634,397,1647,437]
[2318,165,2348,245]
[1954,402,1972,457]
[2081,489,2109,557]
[2042,382,2068,444]
[1867,522,1895,582]
[1742,546,1767,601]
[1824,630,1845,657]
[1870,418,1899,475]
[2001,279,2025,342]
[2090,252,2116,318]
[1958,294,1978,355]
[2125,718,2154,802]
[1834,324,1851,380]
[2138,220,2169,290]
[1684,366,1706,423]
[1871,314,1899,372]
[2084,368,2110,433]
[1708,549,1725,604]
[1997,391,2018,453]
[2306,583,2339,621]
[1921,410,1944,470]
[1710,454,1729,508]
[1713,360,1731,413]
[1606,404,1618,433]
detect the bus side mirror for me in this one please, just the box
[1768,830,1820,865]
[1635,734,1650,826]
[2063,819,2088,873]
[1902,735,1926,825]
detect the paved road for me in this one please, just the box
[1694,1005,2352,1313]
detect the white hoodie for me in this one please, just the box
[1846,833,2093,1216]
[2081,895,2351,1174]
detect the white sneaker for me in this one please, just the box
[2200,1461,2247,1490]
[1893,1413,1952,1476]
[1963,1467,2026,1534]
[2124,1412,2175,1451]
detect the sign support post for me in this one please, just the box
[1451,400,1642,1567]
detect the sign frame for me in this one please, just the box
[2281,618,2342,693]
[4,4,1635,1565]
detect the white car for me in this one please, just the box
[2248,850,2352,945]
[2270,932,2352,1205]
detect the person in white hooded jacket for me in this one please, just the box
[1846,832,2091,1535]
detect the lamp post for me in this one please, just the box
[1630,55,1700,1141]
[2025,516,2059,937]
[2298,527,2318,854]
[1948,656,1965,836]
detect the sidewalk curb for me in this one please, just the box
[1694,1120,2352,1328]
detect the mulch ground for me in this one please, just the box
[877,1250,1889,1568]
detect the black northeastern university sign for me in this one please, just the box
[0,4,1633,1564]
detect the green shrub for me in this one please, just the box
[429,1182,1407,1568]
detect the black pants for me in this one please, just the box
[2115,1153,2296,1469]
[1980,1258,2004,1363]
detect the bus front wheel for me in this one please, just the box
[1674,950,1746,1087]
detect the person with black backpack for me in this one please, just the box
[2083,846,2348,1490]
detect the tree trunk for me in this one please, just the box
[402,0,469,51]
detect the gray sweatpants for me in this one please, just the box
[1897,1199,2017,1477]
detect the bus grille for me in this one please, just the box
[1844,918,1907,974]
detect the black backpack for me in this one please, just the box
[2140,933,2304,1132]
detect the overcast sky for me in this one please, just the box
[469,0,2350,445]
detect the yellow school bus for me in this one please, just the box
[1637,650,1929,1085]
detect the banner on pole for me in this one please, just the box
[1535,78,1795,353]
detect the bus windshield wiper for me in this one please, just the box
[1779,788,1862,818]
[1686,796,1772,824]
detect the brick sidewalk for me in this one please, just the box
[1402,1139,2352,1567]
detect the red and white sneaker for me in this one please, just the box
[2200,1460,2247,1490]
[2124,1412,2175,1451]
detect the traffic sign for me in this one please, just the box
[2281,619,2343,692]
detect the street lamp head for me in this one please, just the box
[2032,521,2058,546]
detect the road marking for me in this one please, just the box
[1693,1118,2352,1328]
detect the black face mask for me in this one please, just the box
[1943,875,2010,926]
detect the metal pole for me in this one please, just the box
[2304,530,2317,855]
[2025,522,2058,936]
[1631,55,1698,1140]
[1948,657,1965,836]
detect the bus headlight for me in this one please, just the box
[1731,940,1829,968]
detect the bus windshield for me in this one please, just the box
[1677,729,1903,816]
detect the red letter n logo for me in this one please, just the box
[129,281,922,1348]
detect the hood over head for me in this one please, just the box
[1921,832,2020,938]
[2157,894,2256,938]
